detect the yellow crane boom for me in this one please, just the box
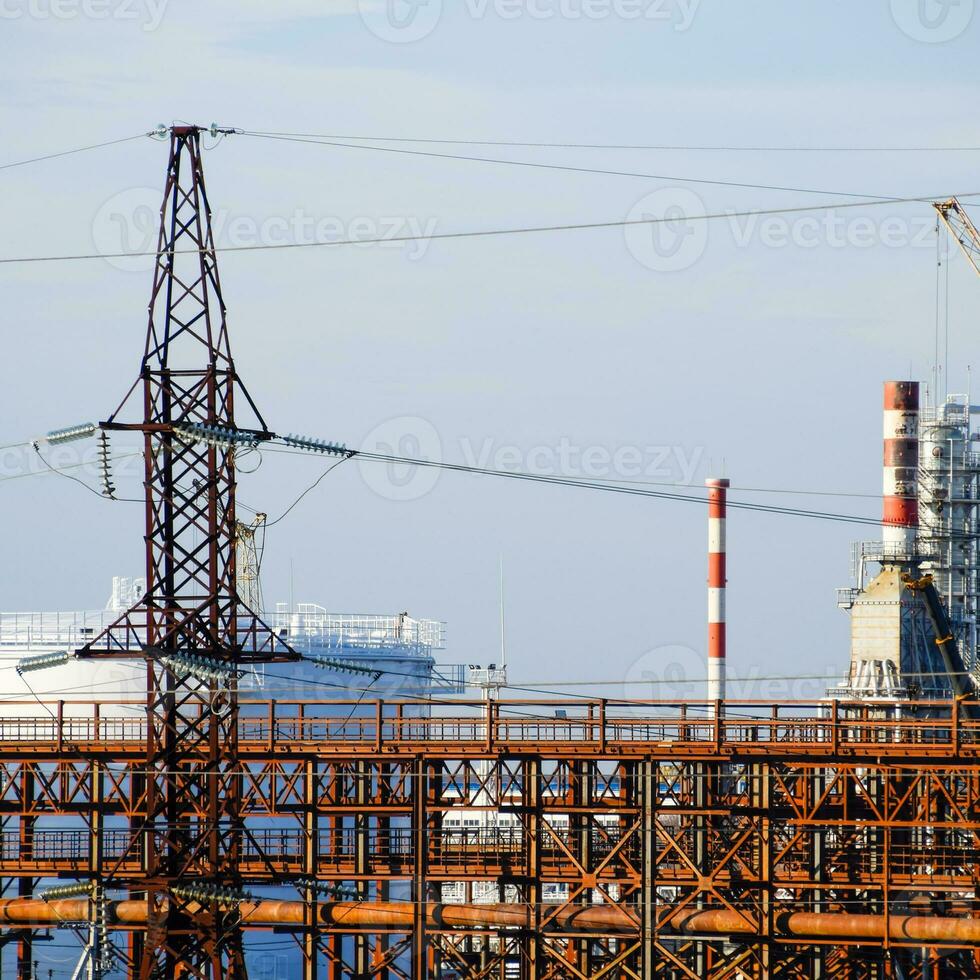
[934,197,980,278]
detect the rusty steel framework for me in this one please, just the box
[1,699,980,978]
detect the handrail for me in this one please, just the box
[0,699,974,752]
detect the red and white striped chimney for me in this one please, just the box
[706,477,729,704]
[882,381,919,549]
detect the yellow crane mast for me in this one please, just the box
[934,197,980,278]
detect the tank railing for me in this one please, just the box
[0,698,976,751]
[0,609,448,653]
[271,607,446,653]
[0,610,117,649]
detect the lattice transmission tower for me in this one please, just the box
[78,124,296,979]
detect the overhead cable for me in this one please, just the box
[245,129,980,153]
[241,130,908,201]
[3,191,978,266]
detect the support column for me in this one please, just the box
[752,761,771,975]
[640,760,656,977]
[693,762,708,979]
[525,757,542,980]
[355,761,370,979]
[303,758,318,980]
[412,757,429,980]
[811,767,826,980]
[16,767,35,980]
[573,760,593,977]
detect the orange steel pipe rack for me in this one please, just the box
[2,696,980,978]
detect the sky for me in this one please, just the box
[1,0,979,710]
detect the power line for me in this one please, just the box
[0,133,151,172]
[240,130,902,201]
[0,427,905,503]
[31,444,108,500]
[256,439,980,535]
[243,130,980,153]
[31,444,141,503]
[261,437,977,541]
[261,442,885,528]
[1,428,943,535]
[264,456,351,528]
[3,191,975,266]
[538,473,884,499]
[0,430,894,501]
[0,438,32,452]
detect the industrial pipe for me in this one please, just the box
[3,899,980,945]
[318,902,636,932]
[0,898,634,932]
[669,908,980,945]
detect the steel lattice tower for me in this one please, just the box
[79,124,295,979]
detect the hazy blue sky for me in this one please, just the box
[2,0,979,701]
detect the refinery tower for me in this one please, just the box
[831,380,978,705]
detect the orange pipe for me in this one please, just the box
[671,909,980,944]
[2,899,980,944]
[0,899,91,924]
[0,898,636,932]
[318,902,637,932]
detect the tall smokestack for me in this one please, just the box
[706,477,729,705]
[882,381,919,549]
